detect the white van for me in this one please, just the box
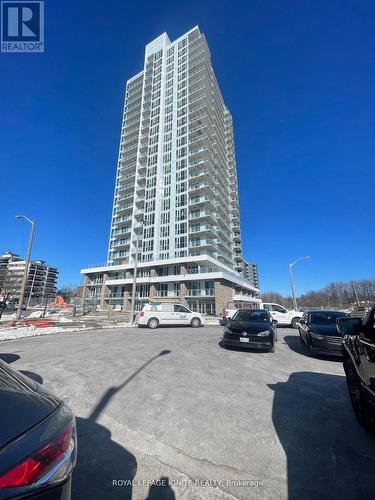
[138,302,205,329]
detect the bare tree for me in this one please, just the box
[0,270,18,303]
[269,278,375,309]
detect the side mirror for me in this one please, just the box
[298,319,305,325]
[272,319,278,325]
[337,317,362,336]
[221,317,228,326]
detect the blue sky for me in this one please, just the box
[0,0,374,295]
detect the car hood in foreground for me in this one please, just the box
[226,320,273,334]
[0,361,61,449]
[309,324,341,337]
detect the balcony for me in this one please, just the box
[105,293,125,300]
[185,289,215,297]
[134,209,144,219]
[154,291,180,298]
[112,215,132,225]
[189,169,210,181]
[189,158,208,169]
[189,182,213,195]
[189,122,207,135]
[189,195,213,207]
[189,210,215,221]
[189,102,208,120]
[189,146,208,158]
[116,194,134,205]
[112,226,131,237]
[112,240,130,249]
[114,204,133,215]
[190,238,216,249]
[189,224,216,235]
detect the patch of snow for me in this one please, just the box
[28,311,44,318]
[56,316,73,323]
[0,325,85,342]
[0,313,17,321]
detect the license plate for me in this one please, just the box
[240,337,249,343]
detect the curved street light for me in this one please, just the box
[15,215,36,319]
[288,256,309,310]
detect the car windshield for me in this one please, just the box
[310,312,348,324]
[232,310,270,322]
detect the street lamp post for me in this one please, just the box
[15,215,36,320]
[26,263,36,309]
[288,256,309,310]
[129,225,143,324]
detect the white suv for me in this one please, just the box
[138,302,205,329]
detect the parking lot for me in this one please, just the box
[1,325,374,499]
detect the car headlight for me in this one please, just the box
[309,332,325,340]
[257,330,270,336]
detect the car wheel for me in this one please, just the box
[344,360,375,433]
[147,318,159,329]
[291,317,300,328]
[191,317,201,328]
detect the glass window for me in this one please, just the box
[272,305,287,313]
[309,312,349,325]
[232,310,270,322]
[174,305,190,313]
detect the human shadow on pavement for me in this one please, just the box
[73,350,172,499]
[146,476,176,499]
[0,353,20,363]
[268,372,375,500]
[72,417,137,500]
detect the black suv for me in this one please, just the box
[337,305,375,433]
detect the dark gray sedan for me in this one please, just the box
[0,359,77,499]
[298,310,349,357]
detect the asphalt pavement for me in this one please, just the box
[1,325,374,500]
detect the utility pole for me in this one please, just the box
[288,256,310,310]
[352,282,360,307]
[15,216,35,320]
[335,285,343,309]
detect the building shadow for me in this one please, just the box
[0,353,20,363]
[268,372,375,500]
[146,476,176,499]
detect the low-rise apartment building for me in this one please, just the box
[0,251,58,305]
